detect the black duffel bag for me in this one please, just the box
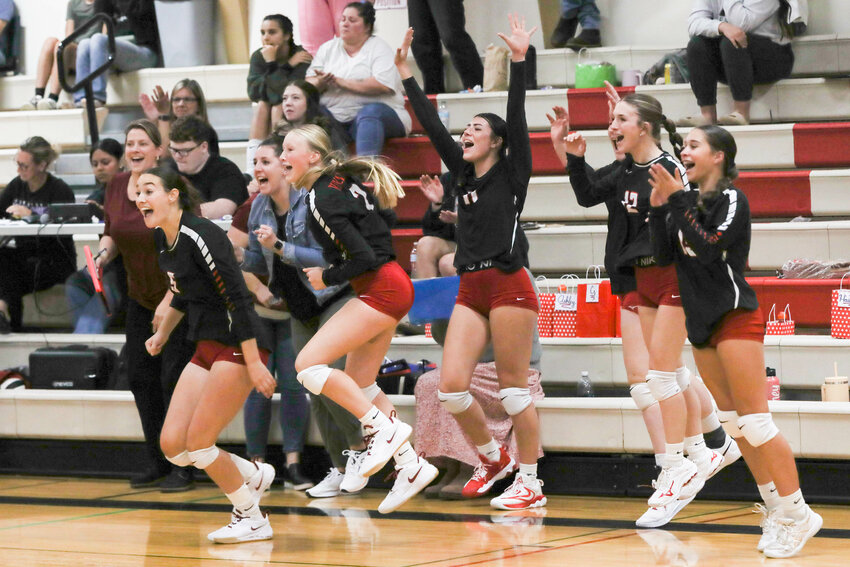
[29,345,118,390]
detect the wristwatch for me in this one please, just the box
[273,239,284,252]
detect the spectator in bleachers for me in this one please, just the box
[296,0,375,56]
[93,119,195,491]
[679,0,797,127]
[649,125,822,558]
[306,1,411,157]
[413,172,457,279]
[73,0,161,108]
[0,136,76,333]
[406,0,483,94]
[0,0,17,73]
[550,0,602,49]
[245,15,312,172]
[272,80,345,150]
[65,137,127,334]
[21,0,97,111]
[139,78,220,155]
[168,115,247,219]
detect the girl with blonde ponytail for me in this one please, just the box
[280,123,438,514]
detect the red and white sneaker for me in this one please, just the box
[462,447,516,499]
[358,417,412,478]
[490,475,546,510]
[679,449,723,500]
[648,459,698,508]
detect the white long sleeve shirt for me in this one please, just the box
[688,0,791,45]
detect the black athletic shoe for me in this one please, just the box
[160,467,195,493]
[130,466,169,488]
[566,28,602,51]
[285,463,314,491]
[550,17,578,48]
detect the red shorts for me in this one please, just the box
[707,308,765,348]
[190,340,271,371]
[619,290,641,314]
[635,265,683,308]
[349,261,414,321]
[456,268,538,317]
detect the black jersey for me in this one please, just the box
[155,212,268,350]
[403,61,531,274]
[568,151,692,270]
[650,186,758,347]
[307,173,397,287]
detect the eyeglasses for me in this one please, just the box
[169,144,201,157]
[13,159,31,171]
[172,97,198,104]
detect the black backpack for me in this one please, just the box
[643,49,689,86]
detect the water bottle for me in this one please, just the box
[577,371,594,397]
[438,101,450,131]
[409,243,418,277]
[766,367,780,401]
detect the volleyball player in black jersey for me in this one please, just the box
[136,167,278,544]
[280,123,438,514]
[649,125,821,559]
[396,16,545,510]
[563,94,727,509]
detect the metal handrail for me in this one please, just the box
[56,13,117,145]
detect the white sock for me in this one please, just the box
[654,453,666,468]
[393,442,417,467]
[666,442,685,467]
[245,138,262,173]
[226,484,260,516]
[476,438,501,463]
[518,462,537,479]
[684,435,709,462]
[778,489,808,522]
[359,406,391,431]
[230,453,258,482]
[701,411,721,433]
[758,481,781,511]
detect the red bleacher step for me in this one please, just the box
[793,122,850,168]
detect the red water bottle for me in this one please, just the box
[766,367,780,401]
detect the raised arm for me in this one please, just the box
[499,14,536,193]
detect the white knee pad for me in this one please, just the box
[717,410,742,439]
[646,370,681,401]
[361,382,381,402]
[438,389,474,414]
[165,450,192,467]
[629,382,658,410]
[675,366,691,392]
[499,387,533,416]
[188,445,220,469]
[737,413,779,447]
[297,364,333,395]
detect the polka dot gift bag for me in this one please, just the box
[830,274,850,339]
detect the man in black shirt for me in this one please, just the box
[170,115,248,218]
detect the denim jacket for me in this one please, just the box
[242,189,348,306]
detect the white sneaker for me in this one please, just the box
[679,449,724,500]
[358,417,412,478]
[378,456,439,514]
[20,95,41,111]
[648,459,698,508]
[636,494,695,528]
[340,449,368,494]
[763,507,823,559]
[307,468,344,498]
[207,511,273,544]
[36,98,58,110]
[715,435,742,474]
[754,503,780,552]
[246,462,275,502]
[490,475,547,510]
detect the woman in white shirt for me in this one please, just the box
[306,1,411,156]
[679,0,797,126]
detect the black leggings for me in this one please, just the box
[686,34,794,106]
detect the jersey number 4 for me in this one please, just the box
[349,185,374,211]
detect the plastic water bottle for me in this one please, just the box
[409,243,418,277]
[766,367,780,401]
[577,371,594,397]
[438,101,450,130]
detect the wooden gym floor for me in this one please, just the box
[0,475,848,566]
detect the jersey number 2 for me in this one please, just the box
[349,186,374,210]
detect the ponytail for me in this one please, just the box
[661,114,684,162]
